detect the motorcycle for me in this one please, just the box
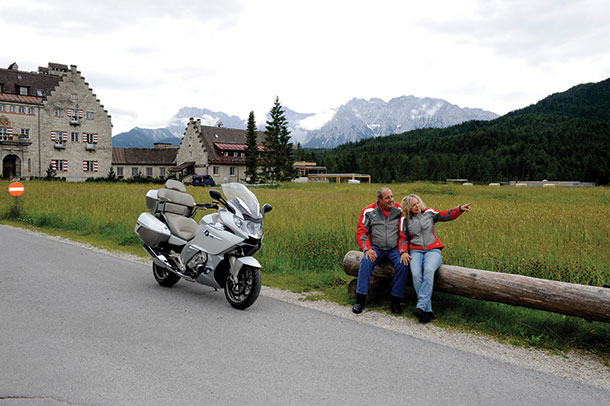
[134,179,272,309]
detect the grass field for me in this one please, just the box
[1,180,609,356]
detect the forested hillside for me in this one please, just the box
[314,78,610,184]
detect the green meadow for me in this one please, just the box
[1,180,609,356]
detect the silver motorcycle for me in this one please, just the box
[134,179,272,309]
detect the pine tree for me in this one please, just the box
[264,97,293,182]
[244,111,259,184]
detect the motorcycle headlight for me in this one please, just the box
[246,221,263,238]
[233,215,244,229]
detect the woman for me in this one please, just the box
[399,194,471,323]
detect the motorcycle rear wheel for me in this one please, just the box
[153,263,181,287]
[225,265,261,310]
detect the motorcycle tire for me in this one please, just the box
[153,263,181,287]
[225,265,261,310]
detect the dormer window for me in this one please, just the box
[18,86,28,95]
[36,89,43,97]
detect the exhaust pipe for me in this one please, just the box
[142,244,195,281]
[143,244,173,269]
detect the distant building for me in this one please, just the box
[0,62,112,180]
[112,144,178,179]
[174,118,265,183]
[293,161,327,178]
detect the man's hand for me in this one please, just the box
[400,252,411,265]
[365,249,377,262]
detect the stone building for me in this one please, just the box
[112,143,178,179]
[0,62,112,180]
[174,119,264,184]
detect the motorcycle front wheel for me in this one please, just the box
[225,265,261,310]
[153,263,181,287]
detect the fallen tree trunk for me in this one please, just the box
[343,250,610,323]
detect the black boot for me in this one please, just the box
[352,294,366,314]
[390,296,403,314]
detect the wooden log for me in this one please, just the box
[347,277,392,302]
[343,250,610,323]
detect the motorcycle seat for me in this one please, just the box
[158,179,198,240]
[165,213,198,241]
[158,180,196,217]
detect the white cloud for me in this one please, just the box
[297,109,337,131]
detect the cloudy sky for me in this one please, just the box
[1,0,609,135]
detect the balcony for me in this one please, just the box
[0,135,32,146]
[85,143,96,151]
[54,142,65,149]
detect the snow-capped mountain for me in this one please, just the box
[294,96,498,148]
[165,107,248,137]
[113,97,498,149]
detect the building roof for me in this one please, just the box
[193,124,266,165]
[112,147,178,165]
[0,64,61,99]
[0,93,43,104]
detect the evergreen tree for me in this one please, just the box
[264,97,294,181]
[244,111,259,184]
[45,163,57,180]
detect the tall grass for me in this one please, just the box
[2,180,608,286]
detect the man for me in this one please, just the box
[353,187,408,314]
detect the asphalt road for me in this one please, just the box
[1,225,608,405]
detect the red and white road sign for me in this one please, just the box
[8,182,25,197]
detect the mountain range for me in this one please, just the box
[112,97,498,149]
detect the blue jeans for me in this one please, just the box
[410,249,442,312]
[356,246,408,298]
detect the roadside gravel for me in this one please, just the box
[13,226,610,392]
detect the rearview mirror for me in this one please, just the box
[262,203,273,216]
[209,189,222,200]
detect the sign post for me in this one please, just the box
[8,182,25,211]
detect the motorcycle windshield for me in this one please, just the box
[221,183,260,217]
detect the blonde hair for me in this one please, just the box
[400,194,426,220]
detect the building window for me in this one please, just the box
[159,167,166,177]
[21,129,29,137]
[116,167,123,177]
[19,86,28,95]
[146,167,153,177]
[28,158,31,172]
[230,167,236,176]
[28,107,35,114]
[9,106,15,113]
[213,166,219,175]
[71,94,78,100]
[0,127,9,141]
[53,159,67,172]
[223,151,229,157]
[84,133,97,143]
[132,167,139,177]
[55,108,62,117]
[18,106,25,114]
[71,132,79,142]
[86,111,94,120]
[36,89,43,97]
[83,161,97,172]
[0,105,5,112]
